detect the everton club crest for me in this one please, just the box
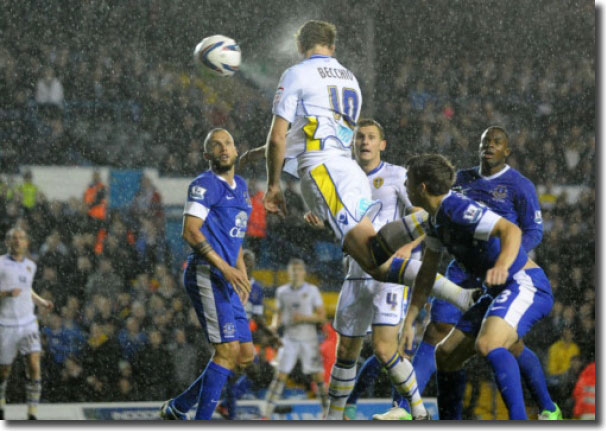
[491,185,508,202]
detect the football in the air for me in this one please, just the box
[193,35,241,77]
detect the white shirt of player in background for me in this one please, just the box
[0,255,37,326]
[276,282,324,341]
[346,162,420,279]
[273,56,362,177]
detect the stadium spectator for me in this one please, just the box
[35,67,64,109]
[84,256,123,299]
[16,171,41,213]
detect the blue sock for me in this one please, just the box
[195,361,234,420]
[346,355,381,405]
[398,341,437,410]
[223,375,237,420]
[232,375,252,400]
[173,373,203,413]
[486,348,527,420]
[517,346,555,412]
[436,369,466,419]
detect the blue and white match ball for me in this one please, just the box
[194,35,241,77]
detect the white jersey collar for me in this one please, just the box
[479,164,510,180]
[214,172,237,190]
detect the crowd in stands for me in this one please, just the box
[0,0,594,419]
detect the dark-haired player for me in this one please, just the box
[400,153,554,420]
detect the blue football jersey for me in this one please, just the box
[245,279,264,320]
[425,191,528,282]
[454,165,543,252]
[183,171,252,271]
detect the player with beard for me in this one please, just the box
[161,128,253,420]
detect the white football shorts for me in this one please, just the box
[299,156,381,242]
[0,320,41,365]
[275,337,324,375]
[333,278,408,337]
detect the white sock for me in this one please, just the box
[431,274,474,311]
[263,378,284,418]
[326,360,357,420]
[26,379,41,416]
[399,259,470,311]
[384,353,427,419]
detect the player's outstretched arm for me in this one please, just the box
[485,218,522,287]
[264,115,289,217]
[182,215,251,300]
[32,290,53,310]
[400,248,442,352]
[238,145,266,170]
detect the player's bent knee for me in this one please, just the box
[372,340,397,364]
[475,336,497,357]
[424,322,454,345]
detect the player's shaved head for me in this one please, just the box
[481,126,509,146]
[203,128,234,152]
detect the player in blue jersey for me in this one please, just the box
[217,249,280,420]
[160,128,253,420]
[399,153,554,420]
[381,126,560,420]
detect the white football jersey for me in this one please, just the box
[276,282,323,341]
[346,162,420,278]
[0,255,37,326]
[272,55,362,176]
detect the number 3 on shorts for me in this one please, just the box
[495,289,512,304]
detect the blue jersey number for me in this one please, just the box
[328,86,360,128]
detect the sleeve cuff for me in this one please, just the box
[474,210,501,241]
[184,201,209,220]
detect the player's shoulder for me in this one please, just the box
[234,174,249,189]
[304,282,321,292]
[24,257,36,270]
[503,166,536,188]
[455,166,479,183]
[276,284,290,294]
[189,170,217,187]
[381,162,407,178]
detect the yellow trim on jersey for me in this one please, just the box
[310,164,344,217]
[410,212,425,239]
[403,285,409,303]
[304,116,322,152]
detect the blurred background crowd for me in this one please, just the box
[0,0,594,420]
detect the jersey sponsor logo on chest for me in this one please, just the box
[229,211,248,238]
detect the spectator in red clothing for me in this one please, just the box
[572,362,595,420]
[245,180,266,258]
[320,321,337,385]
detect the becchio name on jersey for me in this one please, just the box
[317,67,354,80]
